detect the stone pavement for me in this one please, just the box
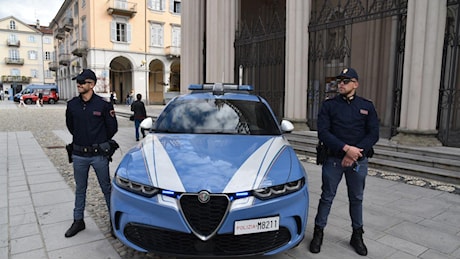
[1,99,460,258]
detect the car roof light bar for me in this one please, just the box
[188,83,254,91]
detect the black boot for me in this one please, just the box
[309,225,324,253]
[65,219,85,237]
[350,227,368,256]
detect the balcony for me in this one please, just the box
[55,28,66,40]
[59,53,71,66]
[5,58,24,65]
[49,61,58,71]
[1,75,31,83]
[7,39,20,47]
[63,17,74,32]
[71,40,88,57]
[107,0,137,18]
[165,46,181,59]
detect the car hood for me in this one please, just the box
[118,134,299,193]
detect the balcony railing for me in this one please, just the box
[5,58,24,65]
[165,46,181,59]
[1,75,31,83]
[63,17,74,32]
[55,28,66,39]
[49,61,58,71]
[58,53,71,66]
[107,0,137,18]
[71,40,88,57]
[7,39,20,47]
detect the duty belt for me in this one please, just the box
[73,144,100,154]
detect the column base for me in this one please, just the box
[391,129,442,147]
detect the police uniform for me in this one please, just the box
[310,68,379,256]
[64,69,118,238]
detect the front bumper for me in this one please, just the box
[111,183,308,257]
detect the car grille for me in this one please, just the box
[179,193,229,240]
[124,223,291,256]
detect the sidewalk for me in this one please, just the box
[1,100,460,258]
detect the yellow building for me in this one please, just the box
[50,0,181,104]
[0,16,55,99]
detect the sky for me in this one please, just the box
[0,0,64,26]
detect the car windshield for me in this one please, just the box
[154,98,281,135]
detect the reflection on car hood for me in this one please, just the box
[124,134,295,193]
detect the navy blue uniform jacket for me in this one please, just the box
[66,94,118,146]
[317,94,379,157]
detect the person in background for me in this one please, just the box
[309,68,379,256]
[130,93,147,141]
[64,69,118,237]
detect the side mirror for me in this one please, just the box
[140,117,154,130]
[280,120,294,133]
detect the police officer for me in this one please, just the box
[309,68,379,256]
[65,69,118,237]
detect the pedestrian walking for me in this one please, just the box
[130,93,147,141]
[309,68,379,256]
[18,95,27,108]
[64,69,118,238]
[38,92,44,106]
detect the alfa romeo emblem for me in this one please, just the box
[197,190,211,203]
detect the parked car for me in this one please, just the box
[111,83,309,257]
[14,84,59,104]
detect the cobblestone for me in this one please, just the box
[0,105,164,258]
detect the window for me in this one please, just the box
[44,52,51,60]
[28,51,37,60]
[31,69,38,78]
[115,0,128,9]
[74,2,79,16]
[81,17,87,41]
[172,26,181,47]
[45,70,53,79]
[170,0,181,14]
[82,0,86,8]
[11,69,20,76]
[8,34,18,44]
[9,49,20,60]
[149,0,164,11]
[9,20,16,30]
[43,37,52,44]
[150,23,163,47]
[28,35,36,43]
[111,20,131,43]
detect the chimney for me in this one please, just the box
[36,19,40,28]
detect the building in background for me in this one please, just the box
[0,16,55,99]
[50,0,181,104]
[181,0,460,148]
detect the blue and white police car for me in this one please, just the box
[110,83,309,257]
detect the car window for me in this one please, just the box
[155,99,281,135]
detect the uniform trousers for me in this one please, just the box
[72,154,111,220]
[314,157,368,229]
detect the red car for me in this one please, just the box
[21,87,59,104]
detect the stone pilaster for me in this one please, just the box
[394,0,446,146]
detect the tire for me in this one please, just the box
[48,99,56,104]
[25,99,33,105]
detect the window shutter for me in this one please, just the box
[110,21,116,41]
[127,24,132,43]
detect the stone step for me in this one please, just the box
[285,131,460,184]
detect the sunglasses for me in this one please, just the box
[337,78,356,85]
[77,80,93,85]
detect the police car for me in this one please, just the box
[110,83,309,257]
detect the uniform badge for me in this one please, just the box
[93,111,101,116]
[343,68,348,74]
[360,109,368,115]
[110,110,116,117]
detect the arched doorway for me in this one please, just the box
[110,56,133,104]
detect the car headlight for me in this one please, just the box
[253,178,305,200]
[115,176,160,198]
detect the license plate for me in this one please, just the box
[234,216,279,235]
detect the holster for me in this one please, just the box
[65,143,73,163]
[316,141,328,165]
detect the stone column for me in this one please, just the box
[394,0,446,146]
[205,0,237,83]
[181,0,205,92]
[284,0,310,129]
